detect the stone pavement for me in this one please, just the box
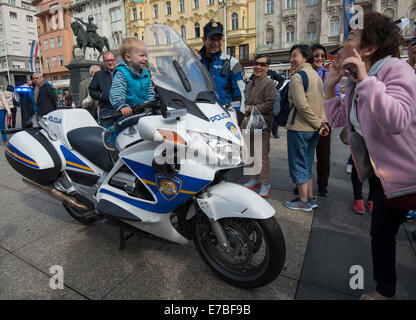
[0,122,415,300]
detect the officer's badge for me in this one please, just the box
[212,22,218,27]
[226,122,241,140]
[156,174,182,201]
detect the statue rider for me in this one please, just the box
[75,15,98,56]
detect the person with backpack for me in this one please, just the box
[283,45,329,212]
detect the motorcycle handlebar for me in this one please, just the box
[100,100,158,122]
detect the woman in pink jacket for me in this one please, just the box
[324,13,416,300]
[0,90,12,145]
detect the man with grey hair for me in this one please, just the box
[89,51,117,127]
[32,72,57,120]
[79,64,101,119]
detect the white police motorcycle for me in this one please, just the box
[4,25,285,288]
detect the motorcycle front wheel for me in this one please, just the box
[193,215,286,288]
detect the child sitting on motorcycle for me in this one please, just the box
[103,37,155,151]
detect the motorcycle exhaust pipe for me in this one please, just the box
[22,178,88,211]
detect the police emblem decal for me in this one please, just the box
[226,122,241,140]
[156,174,182,201]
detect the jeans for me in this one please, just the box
[287,130,320,185]
[98,107,115,129]
[0,110,7,142]
[371,178,408,297]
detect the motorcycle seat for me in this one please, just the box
[67,127,113,172]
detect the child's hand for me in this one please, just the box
[120,106,133,117]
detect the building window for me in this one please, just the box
[110,8,121,22]
[8,0,16,6]
[50,38,55,48]
[46,57,50,69]
[194,22,200,38]
[193,0,199,9]
[134,32,138,38]
[10,11,17,19]
[52,56,57,68]
[12,37,20,44]
[239,44,249,60]
[22,1,31,9]
[139,10,143,19]
[181,25,186,38]
[153,5,158,18]
[329,16,340,36]
[266,28,274,45]
[287,0,294,9]
[308,0,317,6]
[179,0,185,12]
[132,8,137,20]
[307,22,317,41]
[14,49,22,55]
[59,55,63,66]
[232,13,238,30]
[166,2,171,15]
[26,15,33,22]
[208,0,214,5]
[286,25,295,43]
[266,0,274,14]
[227,46,235,57]
[57,36,62,47]
[44,39,48,50]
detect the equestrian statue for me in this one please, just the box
[71,16,110,61]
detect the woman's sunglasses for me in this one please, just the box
[254,61,268,67]
[314,54,326,59]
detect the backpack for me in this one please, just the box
[274,70,309,127]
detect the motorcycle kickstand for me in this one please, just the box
[119,229,135,250]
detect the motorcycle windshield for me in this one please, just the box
[145,24,215,103]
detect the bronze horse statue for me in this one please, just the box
[71,21,110,61]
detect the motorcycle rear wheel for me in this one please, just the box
[193,215,286,288]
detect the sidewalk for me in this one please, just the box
[0,123,415,299]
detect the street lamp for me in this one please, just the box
[0,39,12,86]
[218,0,227,51]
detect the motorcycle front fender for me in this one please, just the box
[195,182,275,221]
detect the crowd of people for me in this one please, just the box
[0,13,415,300]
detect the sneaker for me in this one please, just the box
[366,200,374,215]
[308,197,318,209]
[352,200,365,215]
[293,186,299,195]
[243,179,261,189]
[406,210,416,222]
[102,126,118,151]
[283,198,312,212]
[259,184,271,198]
[318,185,328,196]
[346,164,353,174]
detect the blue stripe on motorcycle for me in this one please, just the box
[60,145,94,173]
[5,143,40,169]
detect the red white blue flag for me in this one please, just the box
[29,40,39,72]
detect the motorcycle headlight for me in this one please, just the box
[197,133,243,167]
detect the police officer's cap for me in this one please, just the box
[203,21,224,39]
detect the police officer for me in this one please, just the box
[199,21,245,124]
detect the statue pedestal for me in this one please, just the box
[66,58,104,107]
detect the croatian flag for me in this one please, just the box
[343,0,356,41]
[29,40,39,72]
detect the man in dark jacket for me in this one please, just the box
[32,73,57,120]
[89,51,117,128]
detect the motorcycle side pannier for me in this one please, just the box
[5,129,62,185]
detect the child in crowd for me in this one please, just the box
[103,37,155,151]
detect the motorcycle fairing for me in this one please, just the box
[99,158,211,215]
[6,143,40,169]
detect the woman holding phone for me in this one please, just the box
[324,12,416,300]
